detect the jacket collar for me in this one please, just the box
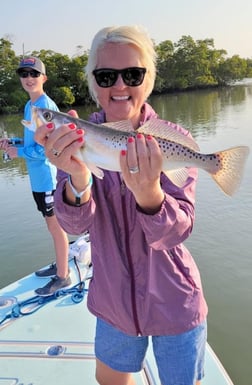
[89,102,158,126]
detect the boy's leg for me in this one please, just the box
[45,214,69,279]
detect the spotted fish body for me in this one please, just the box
[27,107,250,196]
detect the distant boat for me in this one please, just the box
[0,236,234,385]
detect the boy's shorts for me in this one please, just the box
[32,191,55,217]
[95,318,207,385]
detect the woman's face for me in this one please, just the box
[94,43,148,128]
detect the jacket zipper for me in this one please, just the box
[120,176,142,336]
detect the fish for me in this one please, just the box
[24,106,250,196]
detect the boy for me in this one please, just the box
[6,57,70,296]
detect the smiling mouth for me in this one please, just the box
[111,96,130,101]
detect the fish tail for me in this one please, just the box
[209,146,249,196]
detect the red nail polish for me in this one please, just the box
[137,133,142,139]
[46,123,53,129]
[77,137,83,143]
[76,129,83,135]
[147,135,152,140]
[68,123,76,129]
[121,150,127,156]
[128,137,134,143]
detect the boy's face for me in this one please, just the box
[18,68,47,95]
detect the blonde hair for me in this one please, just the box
[85,25,157,105]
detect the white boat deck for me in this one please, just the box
[0,255,234,384]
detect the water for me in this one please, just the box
[0,82,251,384]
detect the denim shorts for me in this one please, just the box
[95,318,207,385]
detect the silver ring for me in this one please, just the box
[129,166,139,174]
[51,148,61,157]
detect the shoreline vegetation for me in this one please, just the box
[1,35,252,114]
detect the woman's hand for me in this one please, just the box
[34,110,89,177]
[120,133,165,214]
[35,110,92,205]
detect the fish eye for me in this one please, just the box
[43,111,53,122]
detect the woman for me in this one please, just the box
[35,25,208,385]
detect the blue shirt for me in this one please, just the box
[17,94,58,192]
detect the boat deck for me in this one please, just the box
[0,255,234,384]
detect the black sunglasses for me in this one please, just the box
[92,67,146,88]
[18,70,41,78]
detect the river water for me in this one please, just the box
[0,81,251,384]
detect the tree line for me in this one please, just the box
[0,35,251,114]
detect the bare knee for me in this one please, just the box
[45,215,63,236]
[45,215,56,233]
[95,358,136,385]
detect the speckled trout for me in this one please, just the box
[26,107,250,196]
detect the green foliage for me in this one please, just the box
[51,86,75,107]
[246,59,252,77]
[154,35,250,93]
[0,35,251,114]
[0,38,21,113]
[216,55,248,84]
[156,36,221,91]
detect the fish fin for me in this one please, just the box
[21,119,34,129]
[102,120,134,132]
[78,149,104,179]
[22,116,41,132]
[163,168,189,187]
[86,163,104,179]
[208,146,250,196]
[137,118,200,151]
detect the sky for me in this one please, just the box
[1,0,251,59]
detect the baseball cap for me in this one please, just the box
[16,57,46,75]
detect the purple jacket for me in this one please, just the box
[55,103,208,336]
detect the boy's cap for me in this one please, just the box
[16,57,46,74]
